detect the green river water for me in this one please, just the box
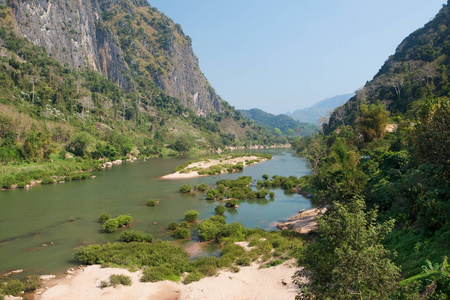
[0,148,311,279]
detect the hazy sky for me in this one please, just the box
[149,0,447,114]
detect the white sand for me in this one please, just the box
[161,156,268,180]
[36,261,300,300]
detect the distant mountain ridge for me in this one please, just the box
[238,108,319,136]
[287,94,354,125]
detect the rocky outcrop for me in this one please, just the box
[9,0,131,89]
[276,207,328,234]
[6,0,222,115]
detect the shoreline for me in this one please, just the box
[35,260,300,300]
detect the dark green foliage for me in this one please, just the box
[116,215,133,227]
[98,213,111,224]
[103,219,119,233]
[120,230,153,243]
[184,271,204,284]
[141,266,179,282]
[1,280,24,296]
[206,189,218,200]
[214,204,226,215]
[24,275,41,292]
[184,210,199,223]
[356,102,390,143]
[146,199,159,206]
[195,183,208,191]
[296,197,400,299]
[179,184,192,193]
[109,274,132,286]
[74,241,189,270]
[172,228,190,239]
[167,222,178,230]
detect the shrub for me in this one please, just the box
[120,230,153,243]
[116,215,133,227]
[16,182,27,188]
[2,279,24,296]
[195,183,208,191]
[214,204,226,215]
[179,184,192,193]
[184,210,199,223]
[184,271,204,284]
[109,274,132,287]
[206,189,218,200]
[103,219,119,233]
[168,222,178,230]
[141,265,179,282]
[100,280,109,288]
[236,256,251,266]
[24,275,41,292]
[147,199,159,206]
[172,228,190,239]
[262,174,269,180]
[41,178,55,184]
[217,184,225,193]
[269,192,275,198]
[98,213,111,224]
[225,199,238,207]
[179,221,190,228]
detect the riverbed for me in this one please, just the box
[0,148,310,279]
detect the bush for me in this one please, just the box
[41,178,55,184]
[109,274,132,287]
[179,221,190,228]
[24,275,41,292]
[179,184,192,193]
[225,199,238,207]
[217,184,225,193]
[206,189,218,200]
[195,183,208,191]
[236,256,251,266]
[1,279,24,296]
[141,266,179,282]
[214,204,226,215]
[168,222,178,230]
[116,215,133,227]
[98,213,111,224]
[172,228,190,239]
[147,199,159,206]
[184,210,199,223]
[120,230,153,243]
[184,271,204,284]
[103,219,119,233]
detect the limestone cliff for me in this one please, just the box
[6,0,221,115]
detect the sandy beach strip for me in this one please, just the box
[35,260,300,300]
[161,155,269,180]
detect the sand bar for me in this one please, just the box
[161,155,269,180]
[35,260,300,300]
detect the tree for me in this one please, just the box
[295,196,400,300]
[184,210,199,223]
[356,102,389,143]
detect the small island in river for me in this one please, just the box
[161,154,272,179]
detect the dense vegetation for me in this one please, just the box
[239,108,319,138]
[292,97,449,298]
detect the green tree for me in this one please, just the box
[184,210,199,223]
[295,196,400,300]
[356,102,390,143]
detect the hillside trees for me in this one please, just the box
[356,102,390,143]
[295,197,401,300]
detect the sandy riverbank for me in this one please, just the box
[161,155,269,180]
[35,260,300,300]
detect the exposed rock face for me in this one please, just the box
[9,0,131,89]
[7,0,221,115]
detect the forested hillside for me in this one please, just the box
[292,2,450,298]
[238,108,319,137]
[0,2,276,189]
[326,1,450,133]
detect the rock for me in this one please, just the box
[65,268,75,275]
[276,207,328,234]
[10,269,23,274]
[112,160,122,165]
[40,275,56,280]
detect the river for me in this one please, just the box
[0,148,310,279]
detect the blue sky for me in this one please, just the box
[149,0,447,114]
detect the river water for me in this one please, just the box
[0,148,310,278]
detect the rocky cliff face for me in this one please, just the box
[6,0,221,115]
